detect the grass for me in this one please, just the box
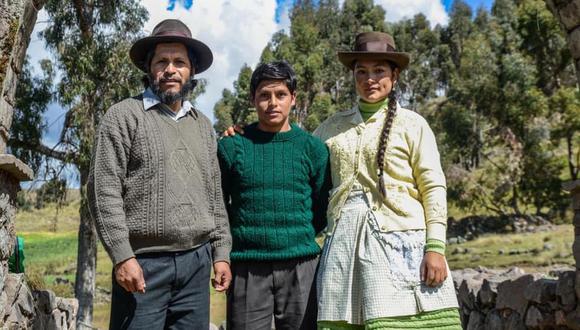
[14,196,576,329]
[446,224,575,271]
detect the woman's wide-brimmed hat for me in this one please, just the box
[338,31,410,71]
[130,19,213,74]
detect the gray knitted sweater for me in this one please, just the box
[87,95,231,265]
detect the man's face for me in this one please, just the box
[252,80,296,132]
[149,43,193,104]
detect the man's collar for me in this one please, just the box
[142,88,195,116]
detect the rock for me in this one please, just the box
[484,310,503,329]
[549,267,575,278]
[509,249,520,255]
[452,247,465,255]
[56,297,78,327]
[505,310,526,330]
[569,27,580,60]
[448,237,458,245]
[524,278,557,304]
[479,278,500,306]
[459,277,484,310]
[0,225,14,259]
[525,305,556,329]
[498,249,505,255]
[496,274,541,316]
[5,273,23,306]
[556,271,577,311]
[15,279,34,317]
[566,306,580,330]
[555,310,567,326]
[34,290,57,314]
[471,254,481,262]
[543,243,555,251]
[466,310,484,330]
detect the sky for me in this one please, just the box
[23,0,493,186]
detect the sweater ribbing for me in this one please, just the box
[218,123,331,261]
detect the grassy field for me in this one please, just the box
[14,197,575,329]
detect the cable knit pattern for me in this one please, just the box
[88,96,231,265]
[218,123,331,261]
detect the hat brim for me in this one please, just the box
[337,51,410,71]
[130,36,213,74]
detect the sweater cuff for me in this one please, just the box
[426,222,446,243]
[211,243,231,264]
[425,238,446,255]
[108,240,135,266]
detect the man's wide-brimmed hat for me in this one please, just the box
[338,31,410,71]
[130,19,213,74]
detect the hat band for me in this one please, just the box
[154,30,191,38]
[357,41,396,52]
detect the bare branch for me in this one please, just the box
[9,138,79,164]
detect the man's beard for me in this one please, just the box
[148,75,196,105]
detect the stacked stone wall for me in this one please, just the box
[453,267,580,329]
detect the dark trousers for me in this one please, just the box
[109,243,211,330]
[227,255,319,330]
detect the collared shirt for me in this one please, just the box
[313,103,448,242]
[142,88,194,121]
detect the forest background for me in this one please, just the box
[6,0,579,328]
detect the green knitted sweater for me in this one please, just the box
[218,123,331,261]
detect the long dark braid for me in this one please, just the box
[377,86,398,198]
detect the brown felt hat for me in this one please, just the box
[338,31,410,71]
[130,19,213,74]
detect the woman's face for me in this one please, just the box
[354,60,398,103]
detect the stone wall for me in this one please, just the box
[2,273,77,329]
[453,267,580,329]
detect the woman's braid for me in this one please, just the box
[377,87,398,198]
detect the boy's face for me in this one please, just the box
[252,79,296,132]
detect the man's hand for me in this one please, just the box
[212,261,232,292]
[420,251,448,287]
[115,257,146,293]
[222,124,245,137]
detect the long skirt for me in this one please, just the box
[316,188,460,329]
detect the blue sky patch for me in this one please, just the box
[167,0,193,11]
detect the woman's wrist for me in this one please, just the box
[425,238,446,255]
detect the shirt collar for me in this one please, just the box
[142,88,195,120]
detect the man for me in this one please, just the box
[218,61,331,330]
[88,19,231,329]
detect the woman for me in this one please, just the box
[313,32,461,329]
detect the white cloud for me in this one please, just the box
[375,0,449,26]
[142,0,281,120]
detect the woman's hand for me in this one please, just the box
[420,251,448,287]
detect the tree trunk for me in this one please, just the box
[567,134,579,181]
[545,0,580,86]
[0,0,47,153]
[74,163,97,330]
